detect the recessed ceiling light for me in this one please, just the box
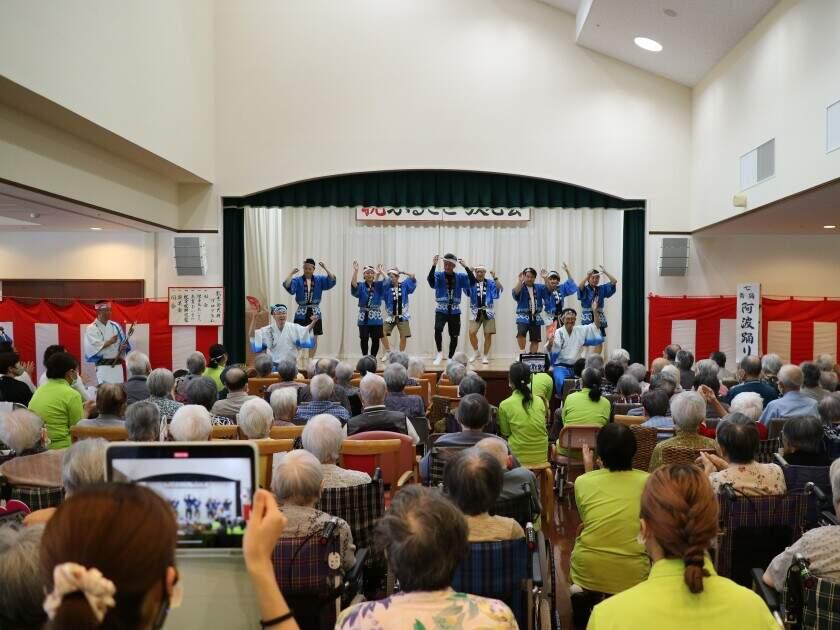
[634,36,663,52]
[90,227,103,231]
[824,225,836,229]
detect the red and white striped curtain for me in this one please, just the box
[649,295,840,369]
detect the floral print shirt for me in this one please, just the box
[709,461,787,496]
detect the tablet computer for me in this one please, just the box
[519,352,549,373]
[104,442,258,549]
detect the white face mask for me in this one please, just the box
[169,580,184,609]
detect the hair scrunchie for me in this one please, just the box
[43,562,117,622]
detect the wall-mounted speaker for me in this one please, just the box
[658,237,689,276]
[173,236,207,276]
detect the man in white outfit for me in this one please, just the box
[83,301,131,384]
[249,303,318,369]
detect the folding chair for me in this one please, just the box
[70,425,129,443]
[553,424,601,499]
[716,485,808,587]
[775,454,832,529]
[0,474,64,510]
[628,425,657,472]
[247,376,279,396]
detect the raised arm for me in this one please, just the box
[283,268,299,290]
[459,258,476,284]
[578,269,592,293]
[598,265,618,285]
[402,270,416,281]
[427,255,439,288]
[512,271,524,298]
[319,260,336,280]
[562,262,574,282]
[491,271,503,293]
[375,263,385,280]
[350,260,359,289]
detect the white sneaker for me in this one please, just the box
[433,352,443,366]
[482,355,489,365]
[468,353,477,363]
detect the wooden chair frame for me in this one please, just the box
[70,425,128,443]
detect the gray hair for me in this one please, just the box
[450,351,469,366]
[609,348,630,366]
[306,358,318,380]
[0,523,46,629]
[407,357,425,378]
[125,401,160,441]
[695,358,718,377]
[819,394,840,425]
[125,351,151,377]
[782,415,824,453]
[729,391,764,423]
[186,376,218,410]
[186,352,206,375]
[458,373,487,397]
[816,354,835,373]
[584,354,604,372]
[271,449,323,503]
[276,358,299,382]
[335,362,354,385]
[239,398,273,438]
[831,459,840,507]
[383,363,408,393]
[675,350,694,371]
[778,364,803,390]
[670,391,706,432]
[627,363,647,382]
[821,371,838,392]
[270,388,297,422]
[389,351,410,369]
[445,362,467,386]
[309,374,335,402]
[169,405,212,441]
[147,368,176,398]
[62,438,107,495]
[359,373,387,406]
[617,374,642,398]
[254,354,274,377]
[301,414,344,464]
[0,408,42,452]
[660,364,681,386]
[762,353,783,377]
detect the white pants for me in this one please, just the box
[95,364,124,384]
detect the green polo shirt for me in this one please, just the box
[203,366,225,391]
[558,388,611,457]
[28,378,84,450]
[498,390,548,466]
[588,556,778,630]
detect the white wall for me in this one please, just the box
[690,0,840,230]
[0,0,215,182]
[215,0,692,232]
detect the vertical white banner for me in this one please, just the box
[35,323,59,380]
[171,326,198,373]
[736,283,761,362]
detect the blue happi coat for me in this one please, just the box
[283,274,336,320]
[351,280,386,326]
[512,283,546,325]
[577,282,616,327]
[382,277,417,322]
[468,279,502,320]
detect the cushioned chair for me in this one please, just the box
[341,434,414,499]
[775,453,833,529]
[629,425,657,472]
[70,425,129,443]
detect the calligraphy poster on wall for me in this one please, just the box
[356,206,531,223]
[736,282,761,362]
[168,287,224,326]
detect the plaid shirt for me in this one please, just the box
[293,400,351,425]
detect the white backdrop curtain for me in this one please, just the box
[245,206,624,361]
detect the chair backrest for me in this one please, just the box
[1,481,64,510]
[613,402,636,416]
[782,463,832,528]
[614,415,646,426]
[660,445,715,467]
[802,576,840,630]
[252,438,295,488]
[350,377,361,388]
[70,425,129,443]
[428,445,469,486]
[340,436,404,487]
[436,384,459,398]
[318,476,385,552]
[557,424,601,450]
[269,425,304,440]
[628,425,657,472]
[247,376,279,396]
[404,385,423,398]
[755,437,781,463]
[428,395,460,426]
[210,425,239,440]
[417,378,432,407]
[451,537,531,629]
[767,417,789,441]
[491,486,539,529]
[408,416,430,447]
[716,491,808,587]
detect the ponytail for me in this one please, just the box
[509,362,533,409]
[581,368,602,402]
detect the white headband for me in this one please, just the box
[44,563,116,622]
[474,265,487,271]
[362,265,375,272]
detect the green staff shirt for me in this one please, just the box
[28,378,84,450]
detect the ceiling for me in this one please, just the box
[695,177,840,236]
[536,0,780,86]
[0,182,152,232]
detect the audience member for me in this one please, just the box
[124,401,160,442]
[76,383,126,428]
[302,414,371,487]
[710,351,735,382]
[585,354,605,374]
[238,398,273,439]
[450,351,469,366]
[444,448,524,542]
[175,351,206,402]
[37,344,89,401]
[498,362,548,466]
[627,362,648,385]
[475,437,538,505]
[763,459,840,589]
[675,350,695,390]
[821,370,838,393]
[203,343,228,391]
[0,523,46,629]
[819,393,840,426]
[62,438,108,496]
[0,408,64,487]
[571,424,649,598]
[334,361,356,394]
[724,355,779,408]
[782,415,832,466]
[269,388,297,427]
[588,464,778,629]
[169,405,212,441]
[445,361,467,386]
[728,391,768,439]
[663,344,681,362]
[253,354,274,377]
[759,364,818,425]
[122,351,151,404]
[264,359,305,402]
[601,361,624,396]
[299,358,352,411]
[694,375,727,419]
[661,364,682,392]
[347,373,420,443]
[146,368,183,423]
[816,353,836,373]
[356,355,377,377]
[700,415,786,496]
[559,368,611,457]
[210,367,257,420]
[648,392,721,471]
[640,388,674,440]
[271,449,356,570]
[0,352,33,405]
[761,353,783,393]
[28,352,89,449]
[616,374,642,404]
[383,363,425,419]
[185,376,233,425]
[610,348,630,368]
[294,374,351,425]
[650,357,669,375]
[336,485,516,628]
[801,361,829,402]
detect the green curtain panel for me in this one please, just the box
[223,170,646,363]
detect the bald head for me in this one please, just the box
[650,357,669,374]
[223,367,248,392]
[475,437,510,470]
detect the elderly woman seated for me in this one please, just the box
[302,414,371,487]
[699,413,786,496]
[271,449,356,570]
[444,448,524,542]
[640,388,674,440]
[169,405,212,441]
[648,392,721,471]
[389,352,418,385]
[269,387,297,427]
[253,354,274,378]
[0,408,64,487]
[0,523,46,629]
[407,356,425,383]
[764,458,840,590]
[76,383,127,428]
[336,485,516,628]
[445,361,468,387]
[602,360,625,396]
[146,368,183,423]
[238,398,274,439]
[265,358,306,400]
[124,401,161,442]
[185,376,234,425]
[384,363,425,419]
[616,374,642,404]
[782,415,832,466]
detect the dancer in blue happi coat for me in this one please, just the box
[283,257,336,357]
[512,267,546,353]
[350,261,386,357]
[540,264,578,325]
[577,265,618,353]
[381,267,417,356]
[427,253,476,365]
[467,265,503,365]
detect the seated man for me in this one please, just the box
[801,361,830,402]
[725,355,780,408]
[475,437,539,506]
[271,449,356,570]
[649,391,721,471]
[210,367,257,420]
[294,374,351,425]
[169,405,212,441]
[763,459,840,589]
[437,373,499,434]
[298,357,352,412]
[302,414,371,487]
[334,361,362,416]
[383,363,425,419]
[76,383,127,428]
[0,408,64,487]
[122,351,151,404]
[444,448,524,542]
[347,373,420,444]
[760,364,818,425]
[124,401,161,442]
[185,376,234,425]
[640,388,673,441]
[782,415,832,466]
[601,360,624,396]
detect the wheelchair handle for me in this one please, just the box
[720,483,738,502]
[320,518,338,544]
[805,481,828,503]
